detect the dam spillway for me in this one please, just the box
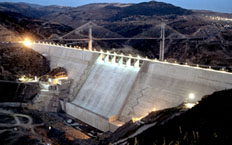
[31,43,232,132]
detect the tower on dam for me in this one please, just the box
[30,42,232,132]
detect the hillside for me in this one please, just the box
[108,1,192,21]
[0,1,193,27]
[0,10,72,41]
[0,43,50,80]
[0,1,232,68]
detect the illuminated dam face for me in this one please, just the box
[31,43,232,132]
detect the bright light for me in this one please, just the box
[18,75,36,82]
[185,103,196,109]
[49,77,68,85]
[57,77,68,80]
[132,117,143,123]
[23,38,32,47]
[188,93,195,100]
[132,113,148,123]
[152,108,156,112]
[53,79,59,85]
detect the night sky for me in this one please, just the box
[0,0,231,13]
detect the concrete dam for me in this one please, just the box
[31,42,232,132]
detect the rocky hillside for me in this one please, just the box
[0,43,50,80]
[0,10,72,41]
[0,2,192,27]
[108,1,191,21]
[0,1,232,67]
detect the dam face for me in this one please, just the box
[31,43,232,132]
[72,60,140,122]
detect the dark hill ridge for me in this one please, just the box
[0,10,73,41]
[0,43,50,80]
[0,1,231,27]
[0,1,192,26]
[109,1,192,21]
[0,2,70,18]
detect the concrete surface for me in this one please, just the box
[60,101,111,131]
[72,60,139,125]
[119,61,232,122]
[60,101,125,132]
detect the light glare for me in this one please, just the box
[132,117,143,123]
[185,103,196,108]
[188,93,195,100]
[132,113,148,123]
[23,38,32,47]
[152,108,156,111]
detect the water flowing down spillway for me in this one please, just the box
[72,61,140,119]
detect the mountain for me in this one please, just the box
[0,2,69,18]
[108,1,192,21]
[0,2,192,27]
[0,1,232,68]
[0,2,47,18]
[0,10,72,41]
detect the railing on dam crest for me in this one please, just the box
[1,41,232,74]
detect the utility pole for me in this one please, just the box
[159,23,165,61]
[88,22,93,50]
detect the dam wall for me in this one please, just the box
[119,61,232,122]
[31,43,232,132]
[70,60,140,131]
[72,62,140,120]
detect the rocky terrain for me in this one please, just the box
[0,43,50,80]
[0,43,49,102]
[0,10,72,41]
[0,1,232,67]
[0,108,98,145]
